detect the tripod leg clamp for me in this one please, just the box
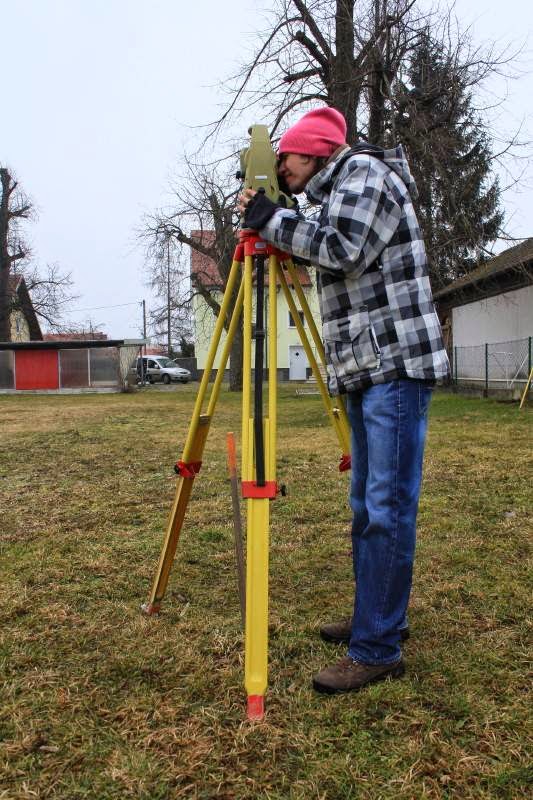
[174,460,203,478]
[339,454,351,472]
[242,480,278,499]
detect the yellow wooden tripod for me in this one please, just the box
[142,230,351,719]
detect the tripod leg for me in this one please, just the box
[241,252,279,720]
[268,255,278,479]
[142,260,244,614]
[226,431,246,628]
[283,258,351,446]
[277,265,351,459]
[141,416,210,615]
[282,258,326,366]
[520,366,533,409]
[244,420,271,720]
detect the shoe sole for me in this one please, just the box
[320,628,410,644]
[312,661,405,695]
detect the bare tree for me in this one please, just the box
[205,0,527,281]
[208,0,428,144]
[0,166,75,340]
[211,1,521,141]
[52,318,107,338]
[141,159,242,389]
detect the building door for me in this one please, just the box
[15,350,59,390]
[289,345,307,380]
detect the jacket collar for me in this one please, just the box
[305,146,352,204]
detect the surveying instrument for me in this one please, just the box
[142,125,352,720]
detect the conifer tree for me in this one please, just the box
[393,32,504,288]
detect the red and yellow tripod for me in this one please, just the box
[142,230,351,719]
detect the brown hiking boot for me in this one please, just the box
[319,618,410,644]
[313,656,405,694]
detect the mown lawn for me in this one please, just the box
[0,386,531,799]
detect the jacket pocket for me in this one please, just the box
[323,307,381,382]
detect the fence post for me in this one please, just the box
[454,346,458,386]
[485,343,489,397]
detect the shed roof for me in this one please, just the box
[0,339,146,351]
[434,238,533,301]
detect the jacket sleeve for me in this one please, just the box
[260,160,401,277]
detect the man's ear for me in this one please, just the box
[301,155,327,171]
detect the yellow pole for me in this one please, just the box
[182,257,242,460]
[245,418,270,720]
[519,366,533,409]
[206,277,245,417]
[243,251,279,721]
[283,258,326,364]
[242,254,253,479]
[268,255,277,480]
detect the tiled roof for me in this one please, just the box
[43,332,108,341]
[190,231,223,288]
[190,230,312,288]
[434,238,533,299]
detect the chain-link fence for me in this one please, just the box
[453,336,532,395]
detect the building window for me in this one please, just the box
[288,310,305,328]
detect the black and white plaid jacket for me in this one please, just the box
[260,144,450,395]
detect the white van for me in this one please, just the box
[136,356,190,384]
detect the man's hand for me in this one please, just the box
[238,188,280,230]
[237,188,257,216]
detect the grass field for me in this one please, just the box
[0,386,531,799]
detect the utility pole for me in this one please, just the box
[140,298,147,385]
[167,242,172,357]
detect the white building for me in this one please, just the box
[434,239,533,390]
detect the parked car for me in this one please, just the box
[135,356,190,384]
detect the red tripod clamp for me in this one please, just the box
[234,229,289,262]
[339,454,351,472]
[174,460,202,479]
[241,480,278,499]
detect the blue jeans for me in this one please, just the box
[346,379,433,665]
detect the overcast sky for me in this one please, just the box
[2,0,532,340]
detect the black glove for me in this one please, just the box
[243,188,280,230]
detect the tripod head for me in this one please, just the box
[237,125,296,209]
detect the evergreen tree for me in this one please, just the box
[393,32,504,289]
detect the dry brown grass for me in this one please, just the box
[0,387,531,799]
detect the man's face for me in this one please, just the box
[278,153,320,194]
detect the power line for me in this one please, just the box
[65,301,141,314]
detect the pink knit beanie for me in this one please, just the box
[278,107,347,157]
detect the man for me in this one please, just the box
[238,107,449,694]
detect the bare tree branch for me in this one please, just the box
[1,166,76,338]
